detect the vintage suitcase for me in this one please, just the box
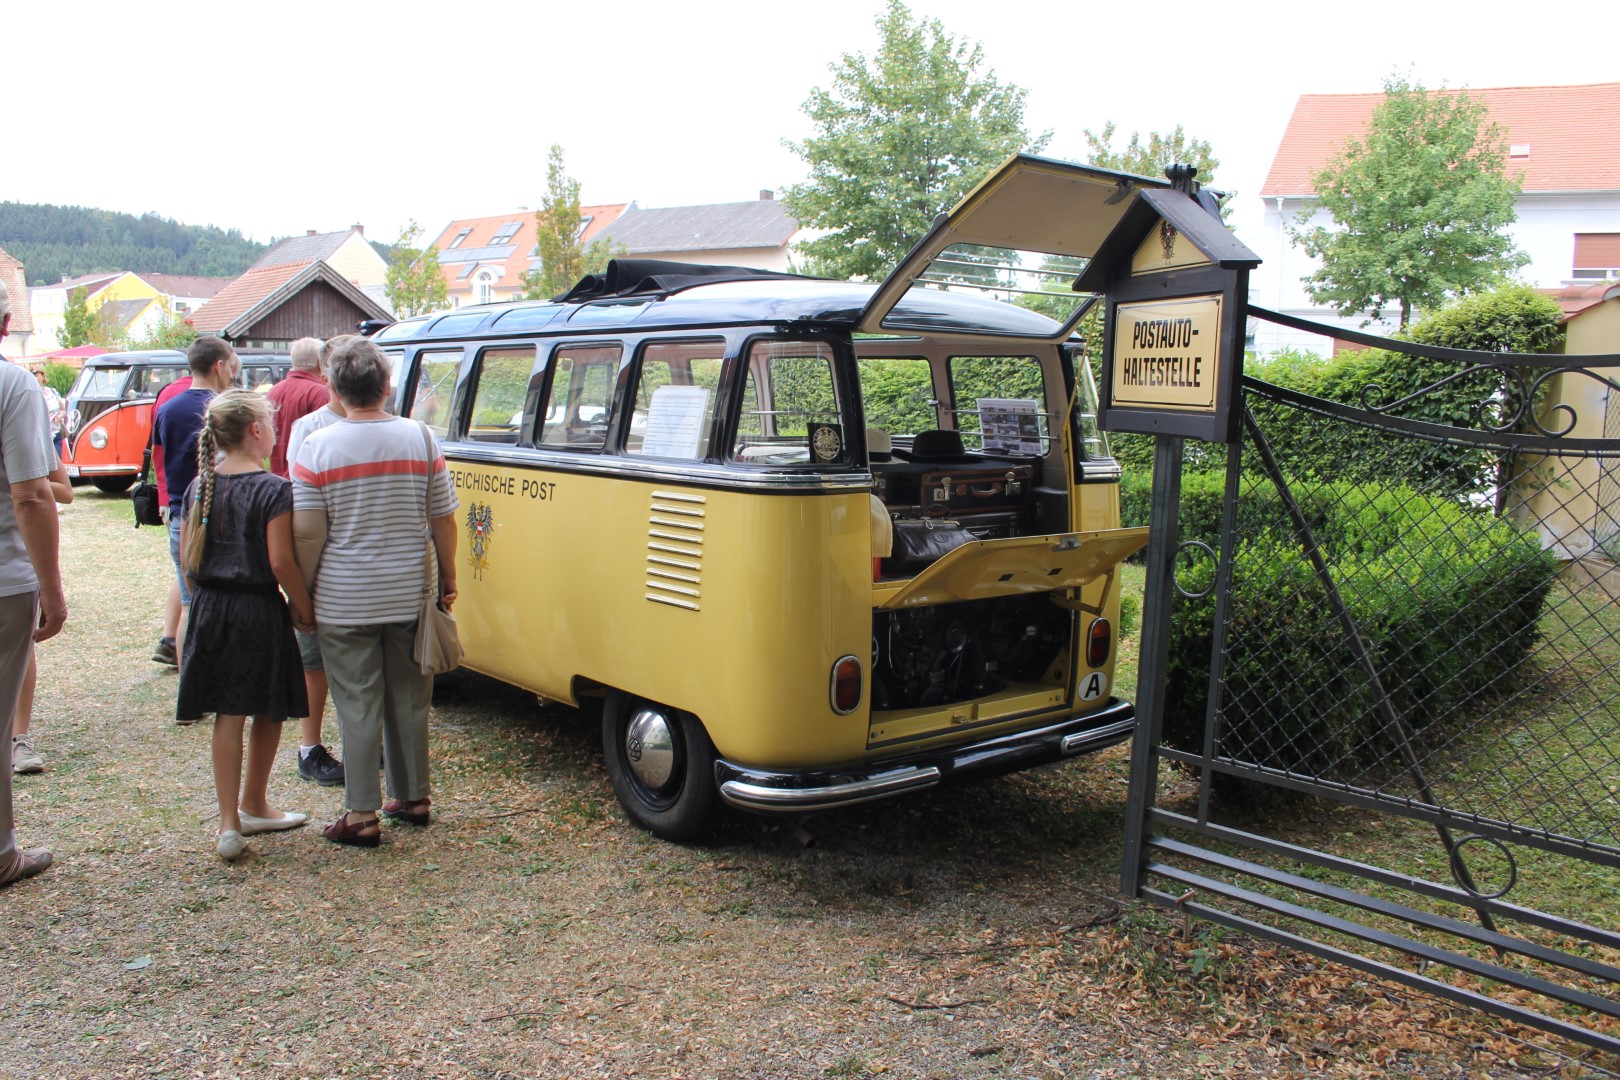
[872,457,1036,513]
[917,464,1035,515]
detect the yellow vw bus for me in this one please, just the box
[377,155,1154,838]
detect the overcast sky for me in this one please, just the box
[8,0,1614,254]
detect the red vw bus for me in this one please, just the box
[64,350,291,491]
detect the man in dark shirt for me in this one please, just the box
[151,336,238,694]
[266,337,329,478]
[149,374,193,667]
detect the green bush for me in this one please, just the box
[42,362,75,396]
[1160,481,1557,780]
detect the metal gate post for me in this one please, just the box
[1122,434,1184,896]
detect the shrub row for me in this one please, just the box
[1136,476,1556,779]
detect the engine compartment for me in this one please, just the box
[870,593,1069,711]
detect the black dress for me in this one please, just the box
[176,471,309,723]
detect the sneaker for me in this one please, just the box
[152,637,178,666]
[11,735,43,774]
[297,744,345,786]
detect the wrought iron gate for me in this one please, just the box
[1122,311,1620,1058]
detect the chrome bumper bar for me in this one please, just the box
[715,698,1136,813]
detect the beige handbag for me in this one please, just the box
[411,422,463,676]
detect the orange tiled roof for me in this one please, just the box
[1262,82,1620,197]
[1549,280,1620,319]
[430,205,630,293]
[189,262,309,333]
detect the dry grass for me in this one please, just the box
[0,488,1582,1078]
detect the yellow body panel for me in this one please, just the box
[448,461,873,769]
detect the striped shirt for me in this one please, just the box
[292,416,459,625]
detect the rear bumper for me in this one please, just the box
[714,698,1135,813]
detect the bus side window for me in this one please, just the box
[624,340,724,459]
[465,348,536,445]
[732,340,845,465]
[409,351,465,440]
[538,343,621,451]
[382,351,405,415]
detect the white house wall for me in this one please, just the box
[1246,190,1620,356]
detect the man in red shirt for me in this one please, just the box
[267,337,344,787]
[266,337,330,477]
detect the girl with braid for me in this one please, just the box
[177,391,314,861]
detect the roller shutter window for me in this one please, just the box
[1573,234,1620,279]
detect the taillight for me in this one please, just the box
[1087,618,1112,667]
[830,655,862,714]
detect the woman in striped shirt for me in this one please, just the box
[292,338,459,848]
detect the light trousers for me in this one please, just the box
[316,620,432,813]
[0,592,38,861]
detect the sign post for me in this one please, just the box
[1075,165,1261,895]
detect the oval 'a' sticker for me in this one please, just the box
[1079,671,1109,702]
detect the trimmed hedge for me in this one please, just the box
[1150,480,1556,779]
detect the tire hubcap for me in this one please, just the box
[625,706,677,792]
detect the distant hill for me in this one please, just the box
[0,203,269,286]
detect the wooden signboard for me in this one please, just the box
[1083,175,1260,444]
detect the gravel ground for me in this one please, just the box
[0,490,1591,1078]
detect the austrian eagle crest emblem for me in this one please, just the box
[465,502,494,579]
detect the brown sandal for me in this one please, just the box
[323,813,381,848]
[380,798,431,827]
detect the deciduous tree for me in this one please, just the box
[782,0,1047,281]
[522,145,626,300]
[60,287,95,348]
[1082,122,1221,191]
[1290,76,1527,329]
[383,220,449,318]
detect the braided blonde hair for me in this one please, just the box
[180,390,273,574]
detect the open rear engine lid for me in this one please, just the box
[857,154,1170,343]
[878,527,1150,609]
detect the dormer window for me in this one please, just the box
[448,228,472,249]
[475,269,496,305]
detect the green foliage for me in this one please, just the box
[523,145,627,300]
[60,287,94,348]
[384,220,450,318]
[1403,285,1564,354]
[41,362,75,396]
[1248,288,1565,499]
[1160,479,1556,783]
[781,0,1047,281]
[0,202,266,285]
[1246,348,1330,394]
[1081,122,1227,218]
[122,306,198,352]
[1083,122,1220,183]
[1290,75,1528,328]
[858,358,936,436]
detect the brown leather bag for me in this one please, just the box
[885,518,974,577]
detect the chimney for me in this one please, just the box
[352,223,364,236]
[759,190,774,201]
[307,230,317,237]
